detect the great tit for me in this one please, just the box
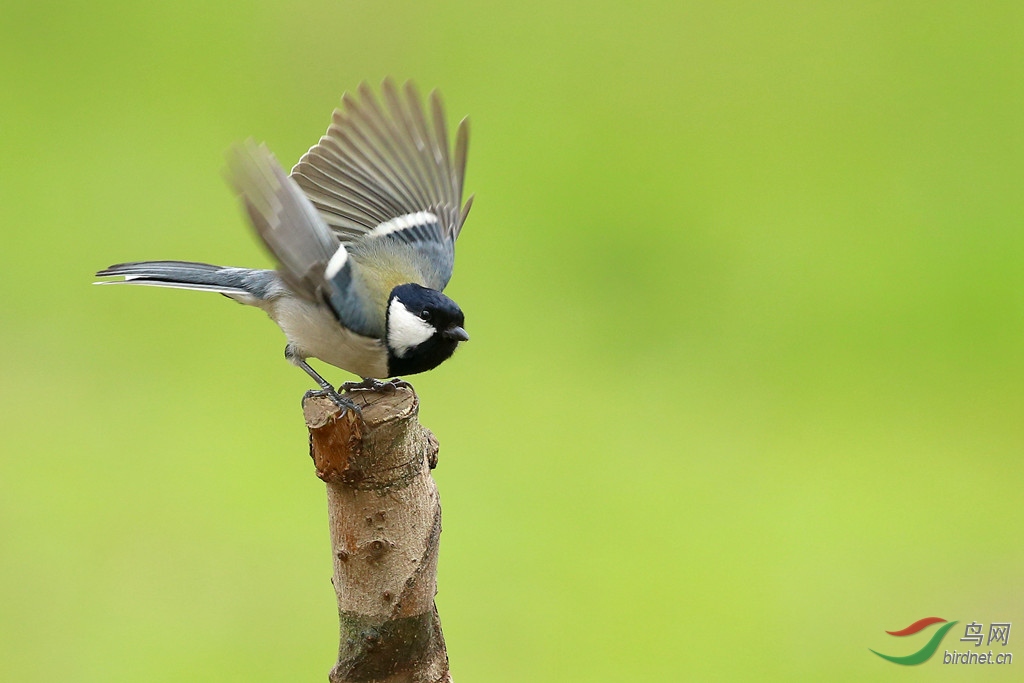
[96,80,473,408]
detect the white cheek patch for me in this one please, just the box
[387,298,436,358]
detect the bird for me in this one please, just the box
[96,80,473,411]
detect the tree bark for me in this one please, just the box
[303,383,451,683]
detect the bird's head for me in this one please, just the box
[385,283,469,376]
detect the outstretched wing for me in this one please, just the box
[226,141,378,336]
[290,80,472,291]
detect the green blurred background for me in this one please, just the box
[2,1,1021,680]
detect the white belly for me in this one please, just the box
[265,297,389,379]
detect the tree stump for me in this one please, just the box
[303,383,451,683]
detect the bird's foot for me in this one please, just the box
[340,377,385,392]
[304,388,362,417]
[341,377,411,393]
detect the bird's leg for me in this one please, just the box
[285,346,360,415]
[299,361,362,415]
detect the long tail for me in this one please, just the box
[95,260,278,303]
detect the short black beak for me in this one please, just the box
[443,325,470,342]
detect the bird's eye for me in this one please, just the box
[420,310,432,322]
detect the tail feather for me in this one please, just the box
[95,261,277,302]
[96,260,224,279]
